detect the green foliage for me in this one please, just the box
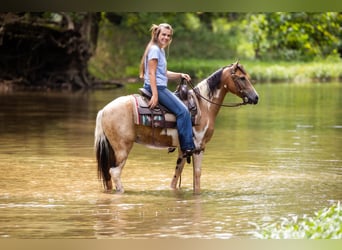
[88,18,141,79]
[89,13,247,80]
[253,202,342,239]
[168,59,342,83]
[89,12,342,81]
[98,12,254,60]
[168,59,225,79]
[243,59,342,83]
[245,12,342,61]
[170,26,239,60]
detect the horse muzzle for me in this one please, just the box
[243,93,259,105]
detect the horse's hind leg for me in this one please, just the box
[170,152,186,190]
[109,159,126,194]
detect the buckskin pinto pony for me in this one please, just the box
[95,62,259,194]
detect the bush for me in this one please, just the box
[253,202,342,239]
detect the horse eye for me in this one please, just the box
[240,76,246,81]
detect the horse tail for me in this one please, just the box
[94,109,116,190]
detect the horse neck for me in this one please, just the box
[193,78,229,147]
[196,79,228,117]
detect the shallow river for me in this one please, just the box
[0,82,341,238]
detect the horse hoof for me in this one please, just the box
[115,189,125,194]
[193,189,201,195]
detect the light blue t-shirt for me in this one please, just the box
[144,44,168,87]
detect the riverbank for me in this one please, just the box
[122,58,342,84]
[2,59,342,93]
[89,57,342,86]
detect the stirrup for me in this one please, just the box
[168,147,176,153]
[183,149,193,164]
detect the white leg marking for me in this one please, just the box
[110,166,124,193]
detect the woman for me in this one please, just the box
[139,23,195,157]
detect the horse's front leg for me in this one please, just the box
[170,153,186,190]
[193,152,203,194]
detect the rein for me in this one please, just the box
[186,78,247,108]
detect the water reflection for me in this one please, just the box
[0,83,341,238]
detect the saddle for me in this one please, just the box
[132,81,201,129]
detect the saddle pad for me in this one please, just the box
[132,94,176,128]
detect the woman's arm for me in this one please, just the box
[148,59,159,109]
[167,70,191,82]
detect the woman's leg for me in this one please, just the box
[146,85,195,151]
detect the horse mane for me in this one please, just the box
[206,66,226,98]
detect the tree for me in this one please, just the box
[245,12,342,61]
[0,12,102,90]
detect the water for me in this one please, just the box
[0,83,341,238]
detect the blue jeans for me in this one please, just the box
[144,84,195,151]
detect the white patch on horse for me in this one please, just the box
[196,80,212,110]
[193,120,209,148]
[145,145,169,150]
[196,80,209,96]
[213,88,222,99]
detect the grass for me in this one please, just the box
[96,58,342,84]
[252,202,342,239]
[168,59,342,83]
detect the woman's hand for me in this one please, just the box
[148,94,158,109]
[167,71,192,82]
[180,73,191,82]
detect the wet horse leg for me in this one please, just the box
[109,159,126,193]
[193,152,203,194]
[100,95,136,194]
[170,152,186,190]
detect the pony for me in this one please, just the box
[95,61,259,194]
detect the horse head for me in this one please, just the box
[222,61,259,105]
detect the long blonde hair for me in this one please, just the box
[139,23,173,79]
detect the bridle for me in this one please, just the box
[185,68,249,108]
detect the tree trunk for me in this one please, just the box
[0,12,102,90]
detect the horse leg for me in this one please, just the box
[109,159,126,194]
[193,152,203,194]
[105,180,113,191]
[170,152,186,190]
[107,142,133,194]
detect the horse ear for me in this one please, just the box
[232,60,239,73]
